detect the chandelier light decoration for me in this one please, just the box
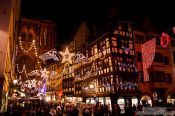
[141,38,156,82]
[39,49,61,61]
[17,76,39,93]
[27,70,40,76]
[18,37,38,57]
[74,52,91,64]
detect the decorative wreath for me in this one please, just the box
[160,32,170,48]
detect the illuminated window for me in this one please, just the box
[28,32,33,42]
[163,56,169,65]
[166,73,172,83]
[112,48,118,53]
[21,31,26,41]
[112,37,117,47]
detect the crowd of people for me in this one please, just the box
[3,99,175,116]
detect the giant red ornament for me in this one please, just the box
[160,32,170,48]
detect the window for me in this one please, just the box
[146,35,154,41]
[137,52,142,62]
[21,32,26,41]
[156,37,160,45]
[112,37,117,47]
[139,72,144,82]
[28,32,34,42]
[154,53,163,63]
[166,73,172,83]
[163,56,169,65]
[135,34,144,44]
[150,71,165,82]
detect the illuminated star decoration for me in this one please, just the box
[40,68,50,80]
[59,47,75,64]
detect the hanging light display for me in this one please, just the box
[40,68,50,80]
[16,64,29,79]
[74,52,91,64]
[19,37,35,53]
[141,38,156,82]
[27,70,40,76]
[117,81,138,90]
[39,49,61,61]
[59,47,75,64]
[160,32,170,48]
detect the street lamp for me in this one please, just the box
[13,79,17,85]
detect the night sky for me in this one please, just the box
[21,0,175,43]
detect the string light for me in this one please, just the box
[141,38,156,82]
[18,37,41,66]
[16,64,29,79]
[19,37,35,53]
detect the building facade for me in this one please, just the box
[15,18,57,97]
[60,20,175,113]
[134,30,175,106]
[61,21,139,112]
[0,0,21,112]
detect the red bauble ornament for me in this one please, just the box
[160,32,170,48]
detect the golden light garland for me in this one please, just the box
[18,37,40,65]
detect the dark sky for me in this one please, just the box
[21,0,175,43]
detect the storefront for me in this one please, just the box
[117,97,125,113]
[140,95,152,106]
[131,96,138,106]
[116,96,139,113]
[167,94,175,105]
[85,96,112,110]
[66,97,83,105]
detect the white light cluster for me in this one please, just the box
[74,52,91,64]
[27,70,40,76]
[117,81,138,90]
[39,49,60,61]
[20,79,38,93]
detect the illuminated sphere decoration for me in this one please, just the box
[160,32,170,48]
